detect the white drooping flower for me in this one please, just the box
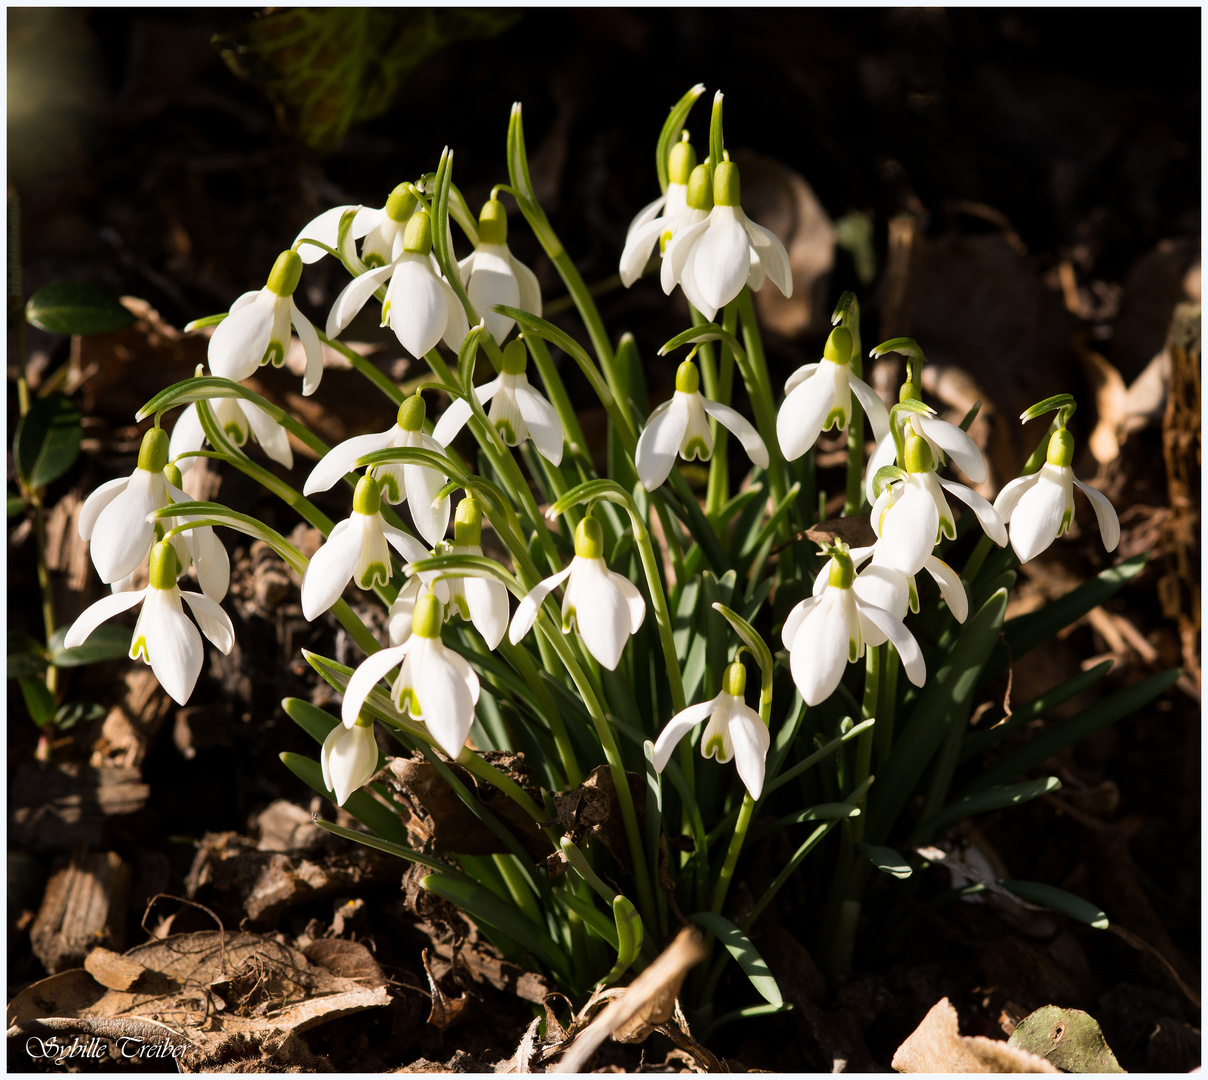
[845,544,969,632]
[865,407,987,505]
[341,594,481,760]
[777,326,891,462]
[620,134,698,287]
[782,547,926,707]
[509,516,645,671]
[293,183,420,267]
[661,159,792,322]
[64,542,234,706]
[870,432,1007,576]
[993,428,1120,564]
[169,395,293,474]
[652,659,771,799]
[457,197,542,344]
[321,719,379,806]
[207,250,325,396]
[326,208,469,360]
[635,359,768,491]
[300,475,428,621]
[158,462,230,602]
[304,393,452,547]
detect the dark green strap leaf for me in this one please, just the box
[691,911,783,1006]
[25,281,134,335]
[14,392,81,488]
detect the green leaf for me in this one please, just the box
[25,281,134,335]
[603,895,644,985]
[915,776,1061,837]
[858,843,912,879]
[1001,880,1109,930]
[655,83,705,194]
[314,817,465,876]
[54,700,104,732]
[8,494,28,518]
[7,631,48,679]
[1008,1005,1124,1072]
[14,392,81,488]
[47,622,132,667]
[691,912,782,1006]
[279,751,410,846]
[19,675,56,727]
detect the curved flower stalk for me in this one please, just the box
[169,396,293,474]
[782,546,926,706]
[432,339,564,465]
[870,432,1007,576]
[293,183,420,267]
[620,133,698,287]
[300,475,428,621]
[208,250,324,396]
[321,718,379,806]
[864,407,987,505]
[326,208,469,360]
[778,326,891,462]
[342,594,481,760]
[64,542,234,706]
[652,659,770,799]
[457,197,542,344]
[304,393,452,546]
[509,516,645,671]
[635,359,768,491]
[994,428,1120,563]
[661,159,792,322]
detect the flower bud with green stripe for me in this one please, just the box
[457,197,542,344]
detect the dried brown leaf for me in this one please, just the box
[892,997,1059,1073]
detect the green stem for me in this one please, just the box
[499,638,582,787]
[711,794,755,915]
[843,306,865,517]
[705,303,739,520]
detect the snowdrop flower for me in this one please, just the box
[778,327,891,462]
[207,250,324,396]
[159,463,230,602]
[169,396,293,474]
[509,516,645,671]
[457,198,542,344]
[341,594,481,760]
[432,339,564,465]
[326,208,469,360]
[620,134,697,287]
[321,718,379,806]
[293,183,419,267]
[994,428,1120,564]
[304,393,452,547]
[636,359,768,491]
[864,403,987,505]
[79,427,172,586]
[301,475,428,621]
[652,659,771,799]
[782,546,926,706]
[870,433,1007,576]
[846,544,969,632]
[64,542,234,705]
[662,159,792,322]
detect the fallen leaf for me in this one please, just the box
[892,997,1059,1073]
[1008,1005,1125,1073]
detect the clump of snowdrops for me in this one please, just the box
[67,85,1172,1027]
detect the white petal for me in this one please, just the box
[301,518,363,620]
[923,556,968,623]
[676,240,719,322]
[609,569,647,633]
[388,578,422,646]
[778,374,834,462]
[702,398,769,469]
[636,399,686,491]
[322,722,379,805]
[139,587,204,706]
[860,602,926,687]
[208,291,274,381]
[341,643,410,728]
[878,481,939,575]
[691,207,751,313]
[304,429,395,497]
[620,212,672,287]
[852,563,910,623]
[241,400,294,469]
[403,450,451,546]
[918,414,986,484]
[662,214,710,294]
[326,263,394,339]
[382,521,429,565]
[294,204,361,264]
[432,376,503,447]
[789,593,850,705]
[182,521,230,602]
[465,575,509,650]
[624,194,667,243]
[939,478,1008,547]
[466,246,521,343]
[993,473,1039,523]
[1073,478,1121,552]
[781,595,820,647]
[514,382,564,465]
[181,590,235,653]
[441,278,471,352]
[510,251,542,318]
[739,210,792,298]
[90,470,164,584]
[865,433,900,504]
[564,561,631,670]
[412,644,478,758]
[509,564,574,645]
[784,362,821,397]
[1007,471,1067,562]
[849,375,892,445]
[289,301,324,396]
[78,475,130,541]
[387,257,447,357]
[168,406,206,473]
[728,703,771,799]
[63,588,145,649]
[652,696,720,772]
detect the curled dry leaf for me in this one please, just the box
[1007,1005,1125,1073]
[892,997,1059,1073]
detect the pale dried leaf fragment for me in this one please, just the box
[892,997,1059,1073]
[84,947,144,991]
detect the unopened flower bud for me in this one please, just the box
[138,427,170,473]
[266,250,303,297]
[713,160,741,208]
[477,199,508,245]
[573,516,604,560]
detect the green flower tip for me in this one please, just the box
[668,137,697,186]
[148,540,180,590]
[899,381,922,403]
[163,462,183,488]
[723,659,747,698]
[828,550,855,590]
[385,184,418,223]
[685,163,715,212]
[354,713,375,730]
[411,593,445,639]
[138,426,170,473]
[402,209,432,255]
[824,326,853,366]
[478,198,507,245]
[573,515,604,560]
[1047,428,1075,468]
[675,359,700,394]
[713,160,740,207]
[397,393,427,432]
[454,495,482,545]
[904,433,934,474]
[352,475,382,516]
[266,250,303,297]
[501,338,527,375]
